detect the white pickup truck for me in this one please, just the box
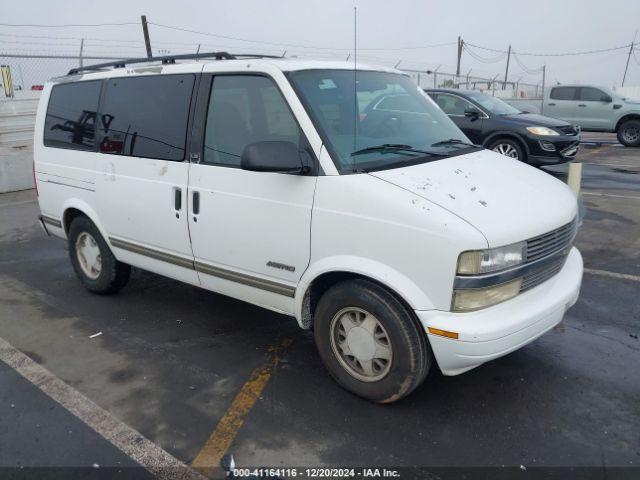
[505,85,640,147]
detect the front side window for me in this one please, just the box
[430,93,476,116]
[44,80,101,150]
[288,70,472,172]
[550,87,577,101]
[579,87,607,102]
[465,92,520,116]
[98,75,194,161]
[203,75,301,167]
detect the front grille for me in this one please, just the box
[526,219,577,263]
[556,125,578,135]
[521,256,565,292]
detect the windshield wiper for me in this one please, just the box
[431,138,480,148]
[350,144,444,157]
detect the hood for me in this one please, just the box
[500,112,571,127]
[368,149,578,246]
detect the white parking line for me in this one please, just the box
[582,163,640,168]
[582,192,640,200]
[0,336,206,480]
[584,268,640,282]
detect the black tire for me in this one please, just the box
[488,137,526,162]
[616,119,640,147]
[68,215,130,294]
[314,279,431,403]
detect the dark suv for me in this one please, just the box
[426,89,581,165]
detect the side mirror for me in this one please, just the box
[240,141,310,174]
[464,107,481,117]
[601,95,613,103]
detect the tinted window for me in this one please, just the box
[579,87,607,101]
[550,87,577,100]
[203,75,301,166]
[98,75,194,161]
[44,81,101,150]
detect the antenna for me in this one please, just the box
[353,6,358,169]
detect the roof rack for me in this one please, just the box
[67,51,284,75]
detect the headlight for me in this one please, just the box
[452,278,522,312]
[457,241,526,275]
[526,126,559,136]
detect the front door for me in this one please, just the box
[95,73,199,285]
[431,93,484,144]
[573,87,615,130]
[187,74,317,314]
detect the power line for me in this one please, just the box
[148,21,456,51]
[465,40,631,57]
[0,22,138,28]
[463,44,507,63]
[512,53,543,75]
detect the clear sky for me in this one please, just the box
[1,0,639,88]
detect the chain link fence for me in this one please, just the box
[1,52,546,100]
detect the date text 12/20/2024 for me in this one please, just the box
[230,468,401,477]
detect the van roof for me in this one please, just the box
[57,52,401,82]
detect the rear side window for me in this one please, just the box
[98,75,194,161]
[550,87,577,101]
[44,81,101,150]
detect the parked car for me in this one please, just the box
[425,89,580,165]
[504,85,640,147]
[34,56,583,402]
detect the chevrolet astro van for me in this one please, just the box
[34,53,583,402]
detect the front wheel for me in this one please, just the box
[488,138,525,161]
[68,216,131,294]
[313,279,431,403]
[617,119,640,147]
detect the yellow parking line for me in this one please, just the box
[191,338,292,469]
[584,268,640,282]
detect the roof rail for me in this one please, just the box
[67,51,284,75]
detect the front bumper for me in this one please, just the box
[526,134,581,165]
[416,247,583,376]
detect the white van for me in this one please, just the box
[34,53,583,402]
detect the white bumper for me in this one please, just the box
[416,247,583,376]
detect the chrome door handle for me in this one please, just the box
[578,104,587,107]
[548,103,556,106]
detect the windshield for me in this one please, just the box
[465,92,522,115]
[287,69,474,172]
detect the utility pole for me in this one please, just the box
[141,15,152,58]
[79,38,84,68]
[622,30,638,87]
[503,45,511,90]
[540,65,546,114]
[456,36,463,77]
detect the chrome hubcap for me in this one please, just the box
[493,143,519,158]
[622,126,639,143]
[330,307,392,382]
[76,232,102,280]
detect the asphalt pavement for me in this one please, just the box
[0,144,638,480]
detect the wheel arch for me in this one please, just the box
[483,131,530,157]
[615,113,640,132]
[61,199,110,246]
[295,256,435,330]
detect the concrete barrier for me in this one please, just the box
[0,99,37,193]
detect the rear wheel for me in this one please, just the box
[68,216,130,294]
[617,119,640,147]
[314,279,431,403]
[489,138,525,161]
